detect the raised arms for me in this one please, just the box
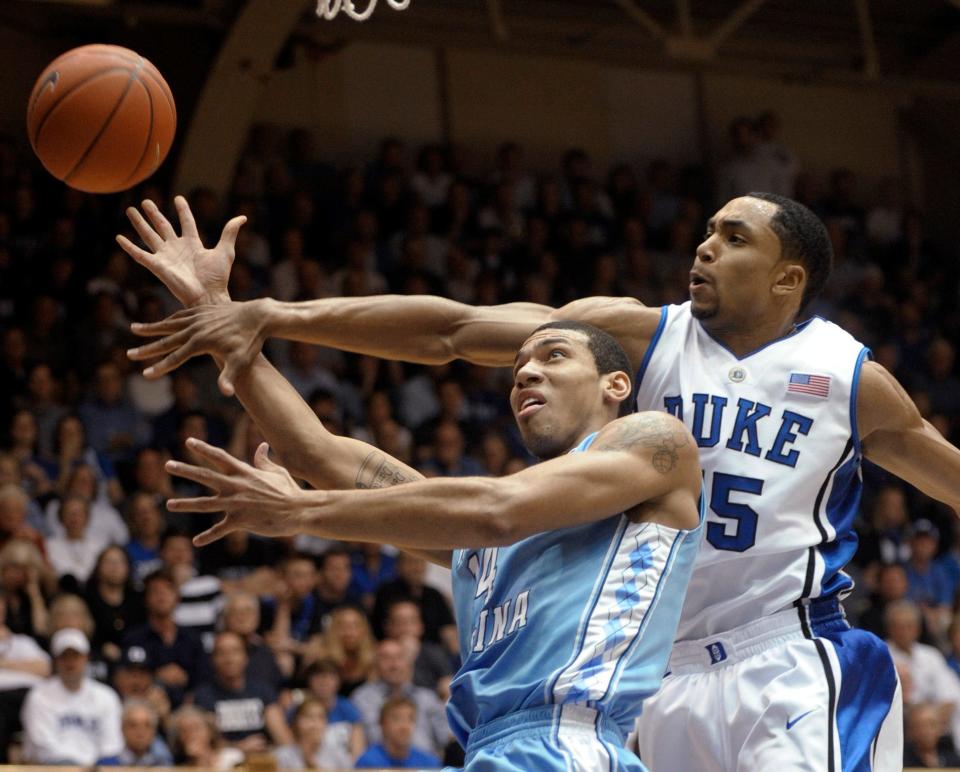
[859,360,960,514]
[118,198,449,566]
[165,412,701,550]
[122,199,659,396]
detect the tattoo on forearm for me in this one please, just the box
[355,452,413,489]
[595,414,686,474]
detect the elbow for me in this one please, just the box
[475,480,524,546]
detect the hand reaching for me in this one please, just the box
[117,195,245,308]
[165,438,307,546]
[127,299,268,397]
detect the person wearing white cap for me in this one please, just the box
[20,627,123,764]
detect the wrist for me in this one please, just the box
[259,297,283,338]
[196,289,231,307]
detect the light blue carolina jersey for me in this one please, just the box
[446,432,704,746]
[635,302,870,641]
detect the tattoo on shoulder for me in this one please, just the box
[355,452,413,489]
[595,414,686,474]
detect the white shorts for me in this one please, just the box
[633,598,902,771]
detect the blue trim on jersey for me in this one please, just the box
[697,314,820,362]
[818,449,861,598]
[849,347,871,457]
[546,518,630,707]
[811,625,898,772]
[597,528,687,707]
[634,306,668,393]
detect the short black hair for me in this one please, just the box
[530,320,633,387]
[746,192,833,311]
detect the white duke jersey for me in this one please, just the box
[447,432,704,747]
[635,302,870,642]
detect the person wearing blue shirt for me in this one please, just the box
[904,519,955,632]
[354,696,441,769]
[97,701,173,767]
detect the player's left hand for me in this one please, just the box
[165,437,306,546]
[117,195,245,308]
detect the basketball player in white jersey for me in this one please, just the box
[122,191,960,770]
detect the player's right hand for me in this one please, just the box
[117,195,245,308]
[127,299,268,396]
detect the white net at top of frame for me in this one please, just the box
[316,0,411,22]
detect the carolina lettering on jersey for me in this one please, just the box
[467,548,530,653]
[663,393,814,468]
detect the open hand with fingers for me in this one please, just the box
[117,195,246,308]
[166,437,310,546]
[119,195,259,393]
[128,300,270,396]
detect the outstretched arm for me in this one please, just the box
[131,295,659,396]
[165,412,701,549]
[118,199,449,565]
[859,361,960,513]
[121,198,659,394]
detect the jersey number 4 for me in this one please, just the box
[467,548,499,604]
[706,472,764,552]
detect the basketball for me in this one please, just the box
[26,44,176,194]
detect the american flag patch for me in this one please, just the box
[787,372,831,398]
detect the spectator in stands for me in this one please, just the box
[20,628,122,765]
[0,539,49,638]
[296,659,365,761]
[904,519,954,639]
[373,552,457,652]
[315,546,363,618]
[265,553,325,672]
[384,598,453,691]
[191,630,292,752]
[125,491,165,586]
[130,447,174,504]
[46,495,107,588]
[5,410,53,505]
[947,615,960,680]
[886,599,960,750]
[355,695,442,769]
[42,413,123,506]
[0,484,46,558]
[274,698,353,769]
[78,360,149,466]
[220,591,283,691]
[44,463,128,545]
[903,702,960,768]
[754,110,798,197]
[86,544,145,665]
[348,541,398,610]
[855,485,912,568]
[303,605,376,696]
[159,528,223,646]
[858,563,911,639]
[352,638,449,756]
[123,569,207,707]
[0,590,51,763]
[166,704,245,770]
[97,699,174,766]
[112,645,171,726]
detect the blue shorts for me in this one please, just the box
[453,705,646,771]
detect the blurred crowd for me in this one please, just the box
[0,109,958,768]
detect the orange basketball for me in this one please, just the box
[26,44,176,194]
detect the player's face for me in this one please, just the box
[691,197,786,328]
[510,330,613,459]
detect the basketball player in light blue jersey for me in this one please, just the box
[117,196,703,770]
[123,191,960,770]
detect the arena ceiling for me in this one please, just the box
[5,0,960,86]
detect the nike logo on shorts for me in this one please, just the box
[786,709,817,730]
